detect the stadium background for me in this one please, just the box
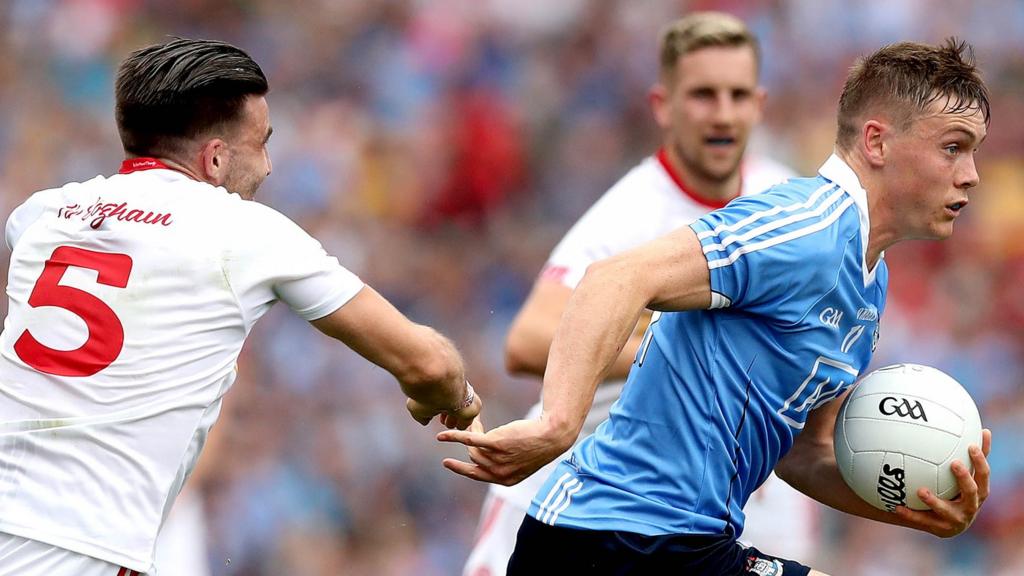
[0,0,1021,574]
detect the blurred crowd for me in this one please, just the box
[0,1,1022,574]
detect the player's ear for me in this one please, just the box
[198,138,230,186]
[649,83,671,129]
[861,119,888,168]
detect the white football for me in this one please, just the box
[833,363,983,511]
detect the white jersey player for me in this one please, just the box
[463,13,821,575]
[0,38,481,576]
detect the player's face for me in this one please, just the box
[223,96,273,200]
[885,101,986,240]
[654,45,764,183]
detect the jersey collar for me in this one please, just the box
[818,152,882,286]
[656,148,740,209]
[119,158,171,174]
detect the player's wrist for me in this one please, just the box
[451,380,475,412]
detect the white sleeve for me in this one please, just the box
[230,203,364,322]
[5,191,51,251]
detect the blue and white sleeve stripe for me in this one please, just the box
[689,180,856,311]
[696,183,850,269]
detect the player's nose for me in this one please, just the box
[956,154,979,189]
[712,92,737,124]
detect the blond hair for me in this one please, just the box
[658,12,759,82]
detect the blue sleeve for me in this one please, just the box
[688,186,853,316]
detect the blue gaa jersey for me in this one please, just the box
[529,154,887,537]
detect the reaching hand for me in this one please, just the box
[894,428,992,538]
[406,391,482,431]
[436,417,573,485]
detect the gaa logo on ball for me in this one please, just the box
[878,396,928,421]
[833,364,982,511]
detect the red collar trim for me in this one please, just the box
[119,157,171,174]
[655,148,739,209]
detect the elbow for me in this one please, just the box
[504,330,546,377]
[775,434,832,488]
[774,456,798,486]
[503,309,556,377]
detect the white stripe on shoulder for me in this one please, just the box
[707,197,855,270]
[701,187,847,254]
[696,182,837,240]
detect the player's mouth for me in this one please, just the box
[705,136,737,147]
[945,199,968,216]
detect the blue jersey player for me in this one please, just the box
[440,39,993,576]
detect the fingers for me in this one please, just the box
[442,458,504,484]
[915,486,962,524]
[443,413,484,431]
[946,459,981,521]
[406,398,435,426]
[981,428,992,457]
[442,447,519,485]
[894,503,954,535]
[899,455,985,538]
[952,459,979,500]
[436,429,501,450]
[968,443,990,502]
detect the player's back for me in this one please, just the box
[0,165,348,570]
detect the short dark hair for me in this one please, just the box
[115,38,269,158]
[836,38,990,151]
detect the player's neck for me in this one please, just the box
[657,147,741,207]
[839,149,895,269]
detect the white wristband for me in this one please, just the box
[455,381,475,411]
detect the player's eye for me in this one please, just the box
[944,144,960,156]
[690,88,715,100]
[732,89,751,101]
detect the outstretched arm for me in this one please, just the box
[776,392,991,538]
[505,278,653,380]
[439,226,711,485]
[312,285,481,430]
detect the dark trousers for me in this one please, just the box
[507,514,811,576]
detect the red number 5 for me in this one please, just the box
[14,246,133,377]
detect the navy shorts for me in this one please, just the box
[507,514,811,576]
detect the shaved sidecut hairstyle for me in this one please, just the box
[836,38,990,151]
[115,38,269,159]
[658,12,760,84]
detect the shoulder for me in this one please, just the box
[696,176,861,268]
[5,181,100,249]
[228,197,325,253]
[201,188,299,229]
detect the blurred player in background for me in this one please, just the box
[443,39,993,575]
[462,12,820,576]
[0,38,480,576]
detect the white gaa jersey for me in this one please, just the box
[494,149,794,511]
[0,162,363,572]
